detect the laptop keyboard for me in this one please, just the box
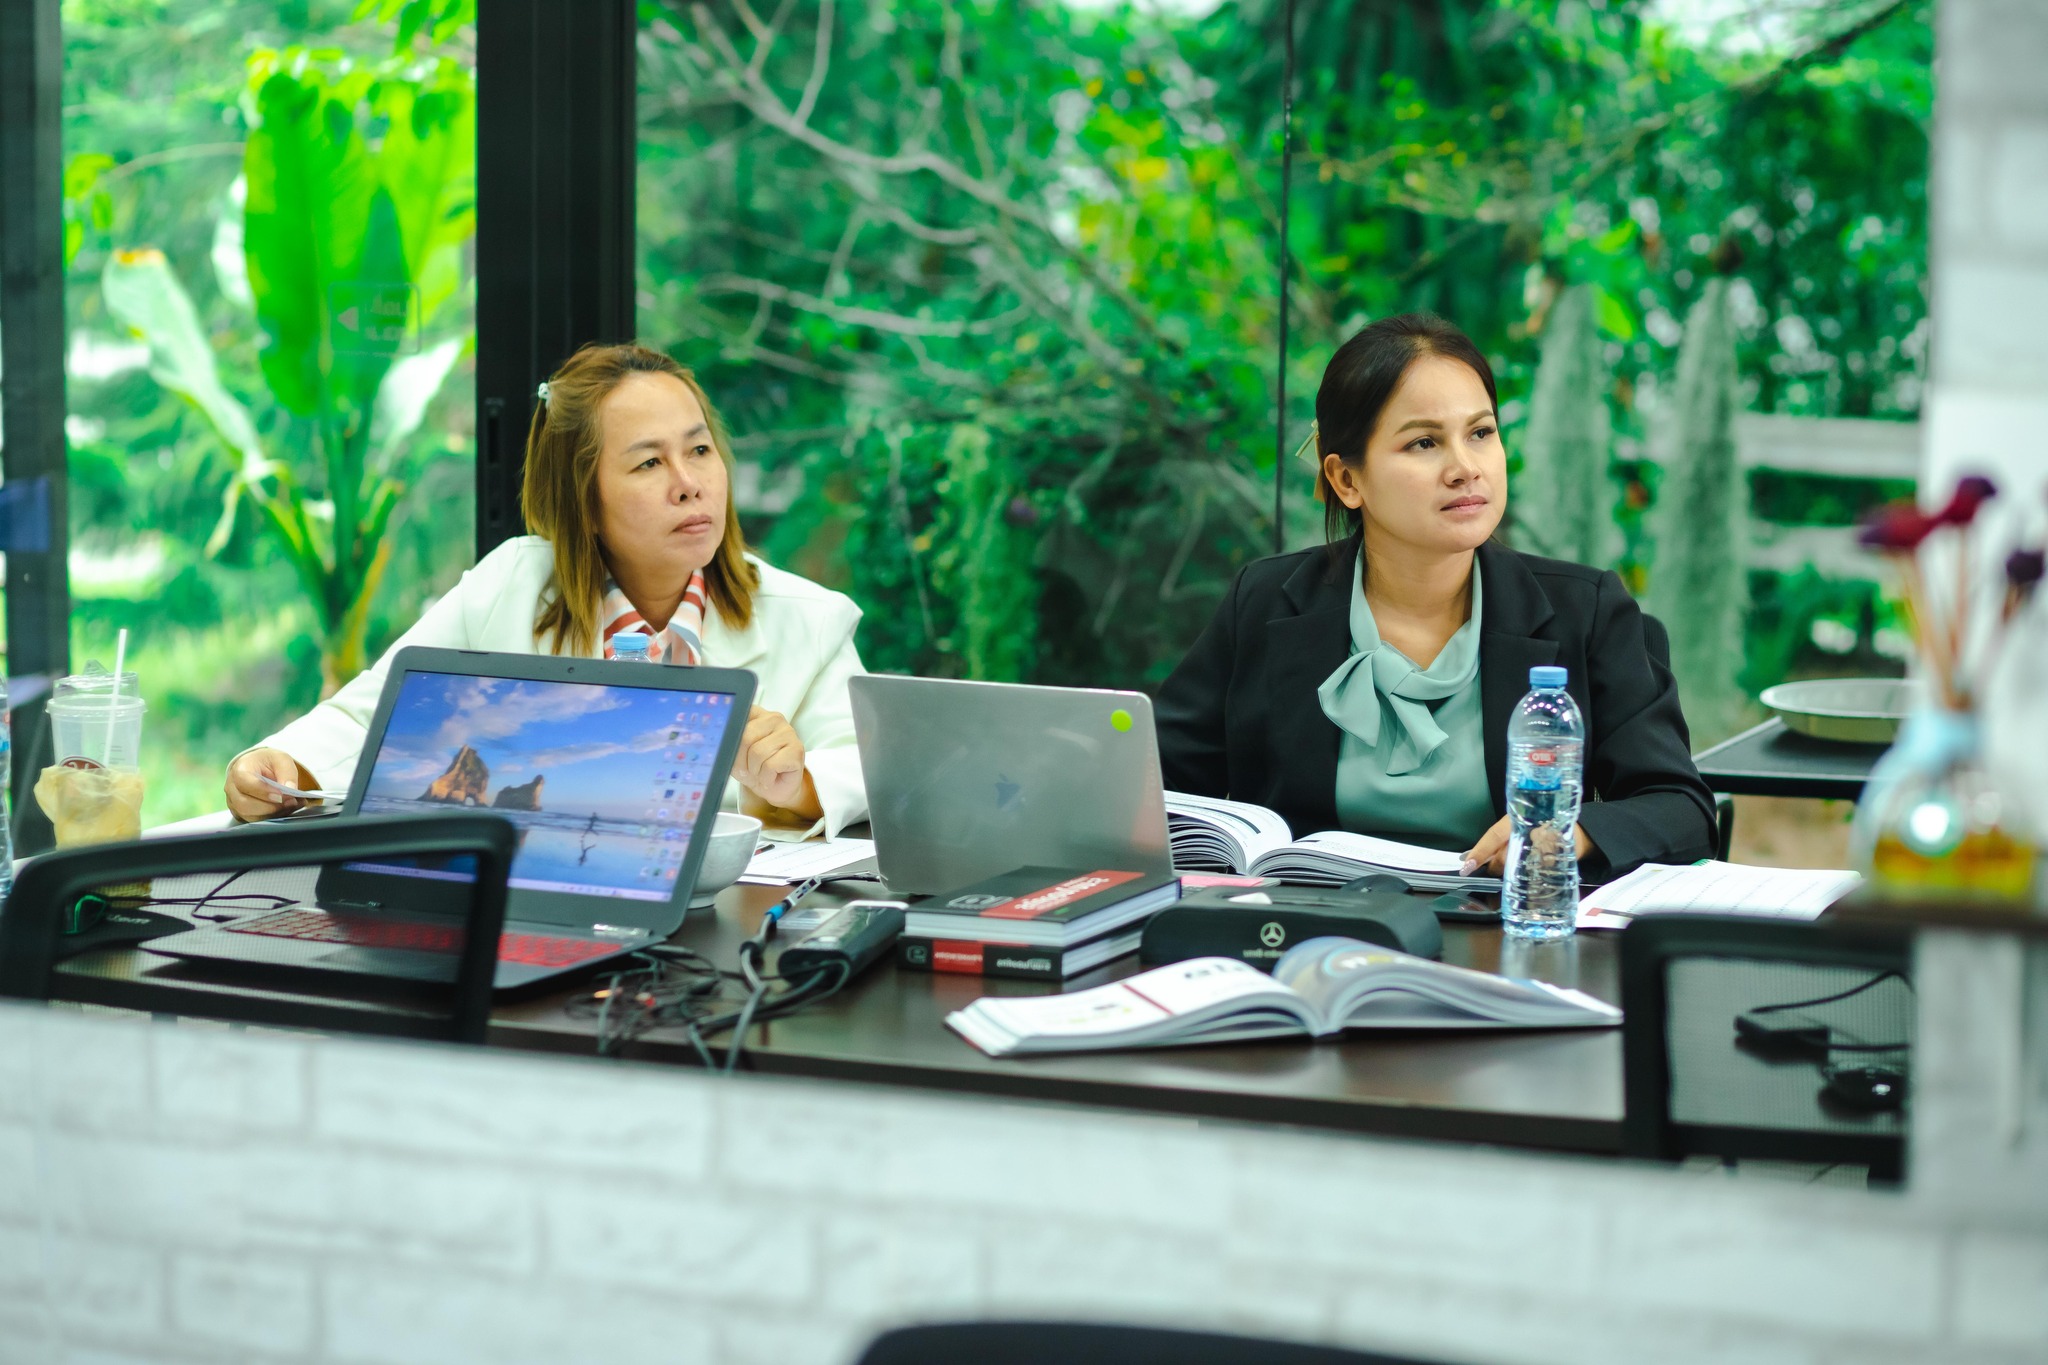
[223,908,628,968]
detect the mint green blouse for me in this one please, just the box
[1316,557,1495,852]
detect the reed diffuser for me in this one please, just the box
[1851,476,2044,905]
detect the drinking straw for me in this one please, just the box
[103,627,128,767]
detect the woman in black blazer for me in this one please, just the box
[1156,313,1717,879]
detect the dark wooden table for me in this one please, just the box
[1692,718,1887,802]
[53,879,1628,1153]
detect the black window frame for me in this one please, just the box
[0,0,72,850]
[474,0,639,560]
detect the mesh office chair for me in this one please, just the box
[855,1323,1441,1365]
[1639,612,1735,860]
[1620,913,1912,1183]
[0,812,518,1043]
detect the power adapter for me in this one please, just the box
[777,899,906,984]
[1733,1008,1834,1057]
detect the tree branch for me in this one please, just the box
[791,0,833,128]
[686,1,1195,368]
[697,272,1028,337]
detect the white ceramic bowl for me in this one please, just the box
[1760,678,1915,744]
[689,811,761,908]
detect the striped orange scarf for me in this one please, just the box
[600,572,707,665]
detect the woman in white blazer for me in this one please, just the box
[223,343,869,837]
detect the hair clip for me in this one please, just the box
[536,381,551,403]
[1293,419,1321,465]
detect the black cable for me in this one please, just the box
[714,960,851,1075]
[1750,969,1908,1017]
[726,872,825,1029]
[123,867,296,922]
[1746,969,1912,1054]
[567,947,731,1057]
[722,980,770,1075]
[571,877,848,1064]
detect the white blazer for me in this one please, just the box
[257,536,870,837]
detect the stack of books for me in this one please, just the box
[896,865,1182,981]
[1164,792,1502,893]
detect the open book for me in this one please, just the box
[1576,860,1862,929]
[1164,792,1502,893]
[946,935,1617,1057]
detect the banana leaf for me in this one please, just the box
[100,248,267,476]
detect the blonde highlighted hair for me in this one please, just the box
[521,342,758,655]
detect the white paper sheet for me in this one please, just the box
[1576,860,1862,928]
[738,837,876,885]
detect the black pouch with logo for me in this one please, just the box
[1139,886,1444,970]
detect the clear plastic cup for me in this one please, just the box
[47,666,145,769]
[37,664,147,848]
[36,763,147,848]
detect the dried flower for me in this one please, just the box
[1857,501,1936,552]
[2008,547,2046,593]
[1934,474,1999,527]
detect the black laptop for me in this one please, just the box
[144,646,757,989]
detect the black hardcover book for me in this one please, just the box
[903,866,1183,948]
[896,926,1145,981]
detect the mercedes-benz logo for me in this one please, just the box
[1259,921,1286,948]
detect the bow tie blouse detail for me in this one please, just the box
[1315,560,1484,776]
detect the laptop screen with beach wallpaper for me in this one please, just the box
[355,671,738,901]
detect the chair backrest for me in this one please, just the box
[1642,611,1736,859]
[0,812,518,1044]
[1620,913,1912,1181]
[855,1323,1442,1365]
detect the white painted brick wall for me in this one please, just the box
[2,11,2042,1365]
[1,1002,2044,1365]
[1911,0,2048,1238]
[1926,0,2048,819]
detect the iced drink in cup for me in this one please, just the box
[36,664,147,848]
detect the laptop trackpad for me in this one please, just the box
[312,947,454,980]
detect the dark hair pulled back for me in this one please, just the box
[1313,312,1499,544]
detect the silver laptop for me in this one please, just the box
[849,675,1175,895]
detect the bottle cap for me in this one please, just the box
[612,632,651,656]
[1529,666,1568,689]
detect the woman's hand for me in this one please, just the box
[225,747,316,822]
[734,705,822,822]
[1459,815,1597,877]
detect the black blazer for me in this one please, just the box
[1154,536,1718,878]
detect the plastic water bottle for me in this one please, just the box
[0,678,14,900]
[611,632,655,662]
[1502,665,1583,939]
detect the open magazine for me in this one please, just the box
[1164,792,1502,893]
[946,935,1618,1057]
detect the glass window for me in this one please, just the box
[637,0,1929,734]
[638,0,1289,692]
[62,0,476,822]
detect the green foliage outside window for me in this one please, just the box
[55,0,1927,823]
[60,0,477,822]
[637,0,1931,715]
